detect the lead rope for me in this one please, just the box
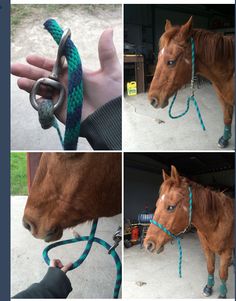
[42,219,122,298]
[44,19,83,150]
[150,186,193,278]
[168,38,206,131]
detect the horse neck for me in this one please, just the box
[190,182,219,234]
[192,29,234,82]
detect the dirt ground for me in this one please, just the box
[11,4,122,150]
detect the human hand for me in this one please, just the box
[11,28,121,123]
[50,259,73,273]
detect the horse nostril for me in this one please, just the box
[146,240,156,253]
[47,227,58,237]
[150,97,159,108]
[23,218,32,232]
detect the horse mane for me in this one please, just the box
[189,179,234,220]
[159,26,234,67]
[192,29,234,65]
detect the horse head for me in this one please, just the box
[144,165,190,254]
[23,153,121,242]
[148,16,193,109]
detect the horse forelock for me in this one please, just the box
[160,177,189,195]
[159,26,181,50]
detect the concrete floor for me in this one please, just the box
[11,196,122,299]
[123,84,235,151]
[123,232,234,299]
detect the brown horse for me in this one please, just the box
[148,16,234,148]
[144,165,234,298]
[23,153,121,242]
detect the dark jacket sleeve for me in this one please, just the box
[12,267,72,299]
[80,96,121,150]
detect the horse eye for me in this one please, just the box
[167,60,176,66]
[167,205,176,212]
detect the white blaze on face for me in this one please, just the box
[183,206,188,212]
[160,194,165,202]
[159,47,165,57]
[185,59,190,64]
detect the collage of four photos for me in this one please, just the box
[9,2,234,300]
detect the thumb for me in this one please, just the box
[61,262,73,273]
[98,28,119,72]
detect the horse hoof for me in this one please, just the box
[203,285,212,297]
[218,136,229,148]
[218,295,227,299]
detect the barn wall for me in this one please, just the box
[193,169,234,187]
[124,167,162,221]
[125,5,209,55]
[124,167,234,221]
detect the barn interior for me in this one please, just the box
[124,152,235,298]
[123,4,235,150]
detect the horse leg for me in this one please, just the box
[198,231,215,297]
[218,250,232,298]
[218,103,234,148]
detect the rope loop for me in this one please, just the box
[42,219,122,298]
[150,186,193,278]
[168,38,206,131]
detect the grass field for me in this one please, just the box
[11,153,28,195]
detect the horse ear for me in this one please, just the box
[165,19,172,31]
[162,169,170,181]
[171,165,180,182]
[180,16,193,40]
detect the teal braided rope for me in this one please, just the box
[150,219,183,278]
[44,19,83,150]
[168,38,206,131]
[188,187,193,225]
[42,219,121,298]
[150,186,193,278]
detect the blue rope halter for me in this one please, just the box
[168,38,206,131]
[42,219,121,298]
[150,186,193,278]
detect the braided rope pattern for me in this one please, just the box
[168,38,206,131]
[150,219,183,278]
[42,219,121,298]
[188,187,193,225]
[150,186,193,278]
[44,19,83,150]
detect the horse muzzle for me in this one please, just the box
[44,227,63,242]
[150,97,169,109]
[145,240,165,254]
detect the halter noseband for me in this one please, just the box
[150,186,193,278]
